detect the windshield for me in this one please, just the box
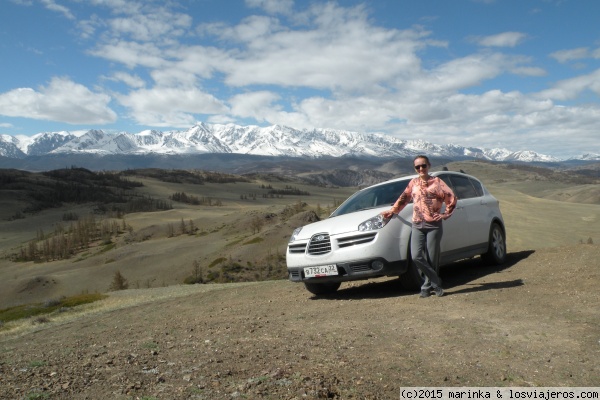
[330,179,410,217]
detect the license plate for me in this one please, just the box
[304,265,338,278]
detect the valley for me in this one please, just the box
[0,160,598,398]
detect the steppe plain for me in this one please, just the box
[0,160,599,399]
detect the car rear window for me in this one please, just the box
[469,178,484,197]
[448,175,480,199]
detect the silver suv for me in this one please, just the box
[286,171,506,295]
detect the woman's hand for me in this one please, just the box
[381,210,394,219]
[432,213,449,221]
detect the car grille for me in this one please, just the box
[289,232,376,255]
[288,243,307,254]
[308,233,331,255]
[337,232,377,248]
[289,270,301,279]
[349,262,372,272]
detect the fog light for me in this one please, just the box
[371,260,384,271]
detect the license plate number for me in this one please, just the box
[304,265,337,278]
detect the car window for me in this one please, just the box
[448,175,479,199]
[438,174,453,189]
[331,179,410,217]
[469,178,484,197]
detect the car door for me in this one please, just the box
[436,174,470,254]
[447,175,489,249]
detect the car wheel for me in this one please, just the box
[481,222,506,265]
[303,281,341,295]
[399,258,421,291]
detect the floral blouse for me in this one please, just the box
[390,176,457,225]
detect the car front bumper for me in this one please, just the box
[287,257,408,283]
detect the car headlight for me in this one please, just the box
[289,227,303,243]
[358,214,390,232]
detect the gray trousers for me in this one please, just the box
[411,225,443,291]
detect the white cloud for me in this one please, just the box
[107,8,192,42]
[89,41,166,69]
[11,0,75,20]
[88,0,143,16]
[406,54,506,95]
[220,4,430,92]
[0,77,116,124]
[473,32,527,47]
[245,0,294,15]
[536,69,600,100]
[510,66,546,77]
[292,95,397,132]
[550,47,590,63]
[107,72,146,88]
[215,15,281,43]
[77,15,104,39]
[117,86,228,127]
[229,91,281,122]
[40,0,75,20]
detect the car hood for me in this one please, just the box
[292,206,412,240]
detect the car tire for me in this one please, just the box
[481,222,507,265]
[303,281,341,295]
[399,258,421,291]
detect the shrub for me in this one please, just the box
[184,261,204,284]
[205,270,220,282]
[109,271,129,291]
[183,276,204,284]
[32,316,50,325]
[62,211,79,221]
[43,298,63,308]
[24,391,50,400]
[222,263,243,273]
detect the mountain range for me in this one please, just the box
[1,123,598,163]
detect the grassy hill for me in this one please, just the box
[0,161,598,310]
[0,161,599,398]
[0,168,356,308]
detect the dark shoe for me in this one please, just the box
[434,287,444,297]
[419,290,431,298]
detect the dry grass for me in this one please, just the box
[0,162,598,314]
[0,282,262,339]
[0,175,357,309]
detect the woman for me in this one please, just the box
[381,155,457,298]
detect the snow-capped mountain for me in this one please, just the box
[0,123,565,162]
[569,153,600,161]
[0,134,26,158]
[15,131,79,156]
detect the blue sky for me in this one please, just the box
[1,0,599,159]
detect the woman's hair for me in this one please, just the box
[413,155,431,165]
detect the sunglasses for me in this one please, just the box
[414,164,428,170]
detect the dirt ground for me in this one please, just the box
[1,244,599,399]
